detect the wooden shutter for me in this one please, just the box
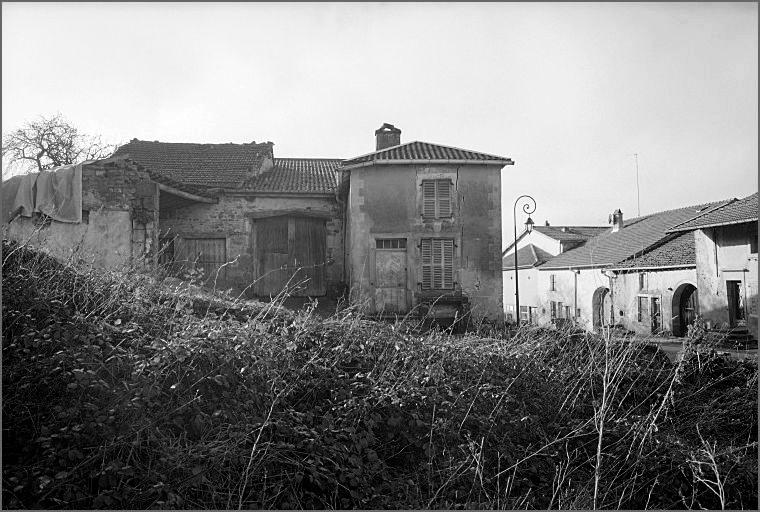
[422,181,436,218]
[441,239,453,288]
[421,238,454,290]
[422,180,453,219]
[437,180,451,217]
[421,238,432,289]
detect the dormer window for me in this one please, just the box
[421,179,452,219]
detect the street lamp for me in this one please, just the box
[513,195,536,326]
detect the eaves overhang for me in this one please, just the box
[340,158,515,171]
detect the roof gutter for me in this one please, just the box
[607,264,697,271]
[341,158,515,171]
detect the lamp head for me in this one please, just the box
[525,216,535,234]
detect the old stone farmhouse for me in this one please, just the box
[2,124,513,323]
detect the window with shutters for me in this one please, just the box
[421,179,453,219]
[420,238,454,290]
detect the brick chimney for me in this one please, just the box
[375,123,401,151]
[609,209,624,232]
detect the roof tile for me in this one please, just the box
[668,192,758,231]
[244,158,342,194]
[342,141,512,167]
[541,200,731,270]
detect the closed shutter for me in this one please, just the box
[422,179,452,219]
[437,180,451,217]
[421,238,454,290]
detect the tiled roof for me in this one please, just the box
[667,192,758,232]
[113,139,273,189]
[341,141,513,168]
[244,158,343,194]
[532,225,609,243]
[540,200,731,270]
[611,232,696,269]
[502,244,554,270]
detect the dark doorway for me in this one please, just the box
[673,283,698,337]
[726,280,746,328]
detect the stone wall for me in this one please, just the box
[159,193,344,296]
[4,159,158,269]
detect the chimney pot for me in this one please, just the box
[545,220,550,226]
[610,209,624,232]
[375,123,401,151]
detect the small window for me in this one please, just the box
[549,274,556,291]
[639,273,646,290]
[376,238,407,250]
[82,210,90,224]
[557,302,564,318]
[550,301,557,319]
[637,296,649,322]
[421,179,453,219]
[520,305,529,322]
[421,238,454,290]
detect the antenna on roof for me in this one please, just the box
[634,153,641,217]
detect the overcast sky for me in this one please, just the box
[2,2,757,247]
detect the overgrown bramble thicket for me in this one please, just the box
[2,240,757,509]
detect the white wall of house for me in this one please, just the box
[503,266,539,322]
[535,267,611,330]
[695,223,758,338]
[612,268,697,336]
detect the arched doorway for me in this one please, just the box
[672,283,698,337]
[592,287,611,329]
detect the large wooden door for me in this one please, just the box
[374,243,408,313]
[253,216,326,297]
[679,285,698,335]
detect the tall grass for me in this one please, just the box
[2,239,757,509]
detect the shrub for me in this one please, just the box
[2,240,757,509]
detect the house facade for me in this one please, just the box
[340,124,513,322]
[502,224,606,323]
[667,193,758,340]
[536,202,732,335]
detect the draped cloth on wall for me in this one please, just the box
[1,162,85,224]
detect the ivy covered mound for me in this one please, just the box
[2,240,757,510]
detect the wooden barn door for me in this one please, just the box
[176,238,227,284]
[253,216,327,297]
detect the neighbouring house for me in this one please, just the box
[340,123,513,322]
[2,123,511,324]
[501,223,606,323]
[666,192,758,340]
[536,201,734,335]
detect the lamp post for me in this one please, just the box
[513,195,536,326]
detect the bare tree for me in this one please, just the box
[2,114,117,176]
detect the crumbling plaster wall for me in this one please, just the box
[347,164,503,322]
[4,160,158,268]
